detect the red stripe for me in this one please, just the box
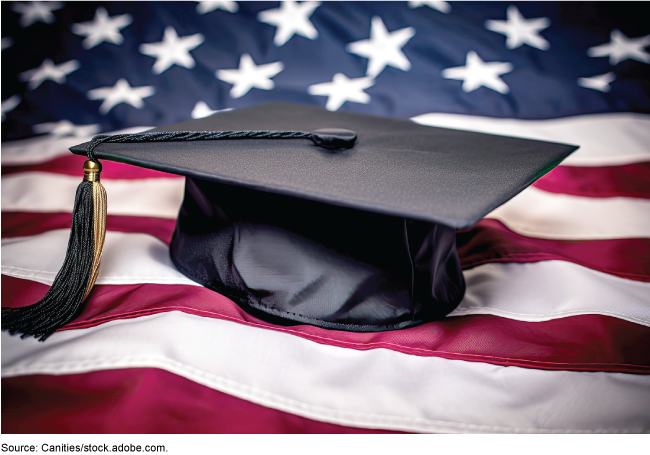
[458,219,650,282]
[1,369,401,433]
[533,162,650,199]
[1,154,180,179]
[2,212,176,245]
[5,212,648,282]
[4,276,649,373]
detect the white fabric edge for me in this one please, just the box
[455,260,650,327]
[411,112,650,167]
[2,312,649,433]
[1,172,184,220]
[486,186,650,240]
[1,126,154,165]
[450,307,650,327]
[1,229,198,286]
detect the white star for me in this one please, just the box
[577,72,616,92]
[11,1,63,27]
[139,27,204,75]
[32,120,101,137]
[257,1,320,47]
[308,73,374,111]
[346,16,415,78]
[216,54,284,99]
[71,6,133,49]
[196,1,238,14]
[442,51,513,94]
[2,37,13,51]
[18,59,80,90]
[87,78,155,114]
[191,101,232,119]
[1,95,21,122]
[485,5,550,50]
[408,1,451,14]
[587,29,650,65]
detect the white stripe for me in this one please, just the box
[1,172,184,219]
[0,126,153,165]
[4,147,648,244]
[3,230,650,326]
[5,114,649,167]
[4,173,650,242]
[2,312,648,433]
[1,229,196,286]
[411,112,650,167]
[454,261,650,327]
[487,186,650,240]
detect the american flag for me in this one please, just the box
[2,1,650,433]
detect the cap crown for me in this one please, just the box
[71,102,577,229]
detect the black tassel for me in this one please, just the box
[2,161,106,341]
[3,128,346,342]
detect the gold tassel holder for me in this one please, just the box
[83,160,107,299]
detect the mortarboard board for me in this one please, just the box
[2,102,577,340]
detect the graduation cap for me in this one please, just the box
[2,102,577,340]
